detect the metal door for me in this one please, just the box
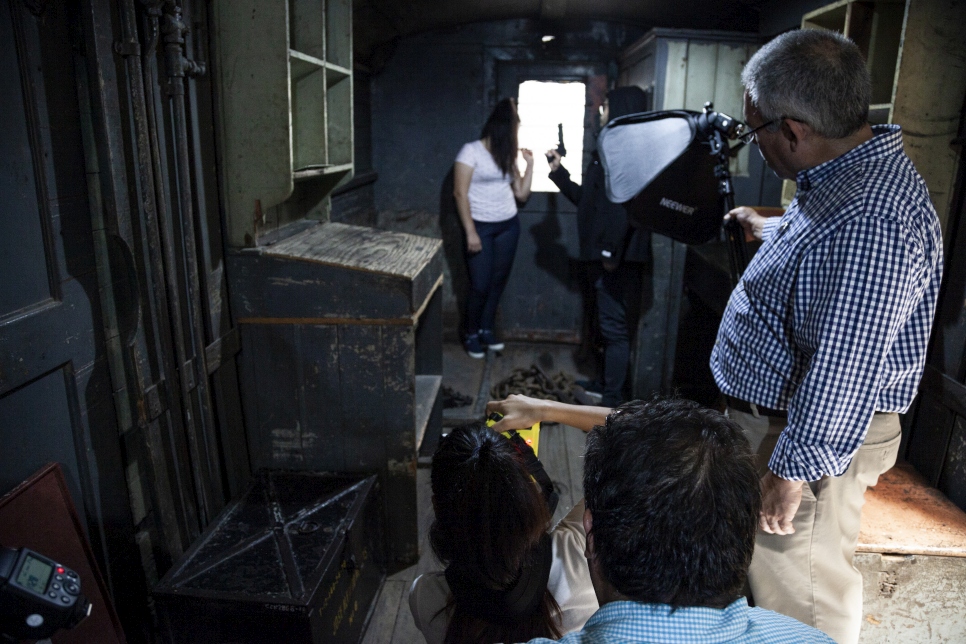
[0,0,147,631]
[493,60,608,340]
[1,1,250,637]
[74,0,250,583]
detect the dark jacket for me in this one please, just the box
[548,86,651,264]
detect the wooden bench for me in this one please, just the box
[855,462,966,642]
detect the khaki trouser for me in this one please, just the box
[728,408,901,644]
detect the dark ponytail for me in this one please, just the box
[430,423,562,643]
[480,98,520,178]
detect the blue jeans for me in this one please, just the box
[465,216,520,334]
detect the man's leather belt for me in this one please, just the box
[725,396,787,419]
[726,396,891,418]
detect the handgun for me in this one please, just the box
[545,123,566,164]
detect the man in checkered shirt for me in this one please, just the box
[712,30,943,644]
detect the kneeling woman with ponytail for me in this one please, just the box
[409,422,597,643]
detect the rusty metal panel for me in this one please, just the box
[856,552,966,643]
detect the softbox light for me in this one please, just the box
[598,110,722,246]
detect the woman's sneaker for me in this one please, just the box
[478,329,504,351]
[463,333,485,359]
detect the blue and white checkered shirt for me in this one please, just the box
[526,598,835,643]
[711,125,943,481]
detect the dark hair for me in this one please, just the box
[430,423,561,643]
[583,398,761,609]
[480,98,520,177]
[606,86,649,122]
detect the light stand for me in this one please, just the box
[697,102,751,286]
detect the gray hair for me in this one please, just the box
[742,29,871,139]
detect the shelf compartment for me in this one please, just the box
[325,62,352,87]
[869,103,892,125]
[326,74,353,167]
[292,162,353,181]
[288,0,325,60]
[803,1,848,31]
[292,65,326,170]
[289,49,325,81]
[325,0,352,70]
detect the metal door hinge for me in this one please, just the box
[144,379,167,421]
[204,328,241,375]
[114,39,140,57]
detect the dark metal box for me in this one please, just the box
[153,471,385,643]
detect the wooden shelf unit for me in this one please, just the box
[794,0,966,229]
[803,0,905,113]
[213,0,354,248]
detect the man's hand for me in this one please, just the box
[546,149,561,171]
[486,394,549,432]
[724,206,767,241]
[759,471,804,535]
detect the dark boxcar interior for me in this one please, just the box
[1,0,965,642]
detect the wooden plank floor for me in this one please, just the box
[364,348,589,642]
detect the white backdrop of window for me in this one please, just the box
[516,80,586,193]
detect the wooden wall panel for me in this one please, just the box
[891,0,966,231]
[300,324,347,470]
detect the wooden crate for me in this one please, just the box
[227,222,443,568]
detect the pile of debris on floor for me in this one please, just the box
[491,364,601,406]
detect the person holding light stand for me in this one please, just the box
[714,29,943,644]
[547,86,651,407]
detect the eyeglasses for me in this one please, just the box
[737,118,780,145]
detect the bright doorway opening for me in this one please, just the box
[516,80,586,193]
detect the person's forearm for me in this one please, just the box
[514,166,534,201]
[541,400,611,431]
[549,168,581,205]
[487,395,611,433]
[455,194,475,235]
[769,218,915,481]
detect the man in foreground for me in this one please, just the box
[713,29,943,644]
[488,395,834,643]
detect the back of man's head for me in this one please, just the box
[607,86,649,122]
[583,398,760,609]
[742,29,871,139]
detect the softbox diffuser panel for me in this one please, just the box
[598,110,724,245]
[623,143,721,245]
[598,112,695,203]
